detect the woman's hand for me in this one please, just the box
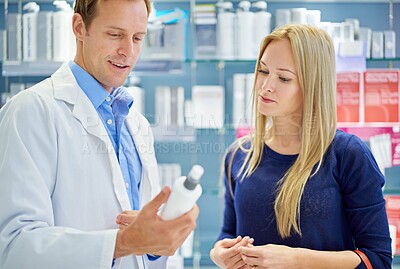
[210,236,254,269]
[116,210,140,229]
[239,244,300,269]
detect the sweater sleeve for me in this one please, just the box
[217,150,238,241]
[340,135,392,269]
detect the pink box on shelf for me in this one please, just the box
[363,70,399,123]
[336,72,362,123]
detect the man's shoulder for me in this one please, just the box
[28,77,54,97]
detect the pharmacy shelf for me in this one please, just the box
[1,61,65,77]
[3,58,399,77]
[1,60,185,77]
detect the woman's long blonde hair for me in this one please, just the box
[227,24,337,238]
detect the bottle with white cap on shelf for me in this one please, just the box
[236,0,254,60]
[252,1,271,58]
[53,0,75,62]
[159,165,204,221]
[216,1,235,60]
[22,2,40,61]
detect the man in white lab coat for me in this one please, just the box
[0,0,199,268]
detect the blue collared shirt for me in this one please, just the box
[68,61,141,210]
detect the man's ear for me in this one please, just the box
[72,13,87,41]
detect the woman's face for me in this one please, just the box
[256,39,303,120]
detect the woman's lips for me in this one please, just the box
[259,95,275,103]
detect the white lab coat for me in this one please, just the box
[0,65,167,269]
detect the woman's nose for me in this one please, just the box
[260,77,275,93]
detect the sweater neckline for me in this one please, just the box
[263,143,298,163]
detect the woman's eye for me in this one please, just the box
[108,33,120,37]
[279,77,291,82]
[257,69,269,75]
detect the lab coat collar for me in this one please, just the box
[51,64,132,211]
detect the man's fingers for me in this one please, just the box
[121,210,140,215]
[143,186,171,214]
[116,214,136,225]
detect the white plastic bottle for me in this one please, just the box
[252,1,271,58]
[236,1,254,60]
[159,165,204,221]
[36,11,53,61]
[53,1,74,62]
[217,2,235,60]
[22,2,39,61]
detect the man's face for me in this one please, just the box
[75,0,148,92]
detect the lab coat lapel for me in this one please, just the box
[51,64,131,211]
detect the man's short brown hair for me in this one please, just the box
[74,0,151,29]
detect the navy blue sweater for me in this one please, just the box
[218,130,392,268]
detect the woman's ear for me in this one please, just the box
[72,13,86,41]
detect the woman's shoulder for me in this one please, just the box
[332,129,370,154]
[225,136,252,160]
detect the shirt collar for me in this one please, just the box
[68,61,110,109]
[112,87,134,110]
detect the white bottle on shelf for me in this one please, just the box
[252,1,271,58]
[37,11,53,61]
[53,1,74,62]
[217,1,235,60]
[7,13,22,61]
[236,1,254,60]
[159,165,204,221]
[22,2,40,62]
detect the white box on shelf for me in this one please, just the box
[233,73,247,128]
[155,86,184,128]
[155,86,172,127]
[372,31,384,59]
[384,30,396,59]
[191,85,224,129]
[359,27,372,59]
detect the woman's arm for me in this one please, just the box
[239,244,361,269]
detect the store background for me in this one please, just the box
[0,0,399,268]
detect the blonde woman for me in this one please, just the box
[210,24,391,269]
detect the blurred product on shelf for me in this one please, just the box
[191,85,224,129]
[193,4,217,59]
[141,8,187,60]
[22,2,39,61]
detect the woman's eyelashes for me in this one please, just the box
[257,69,269,75]
[258,69,291,83]
[279,76,291,83]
